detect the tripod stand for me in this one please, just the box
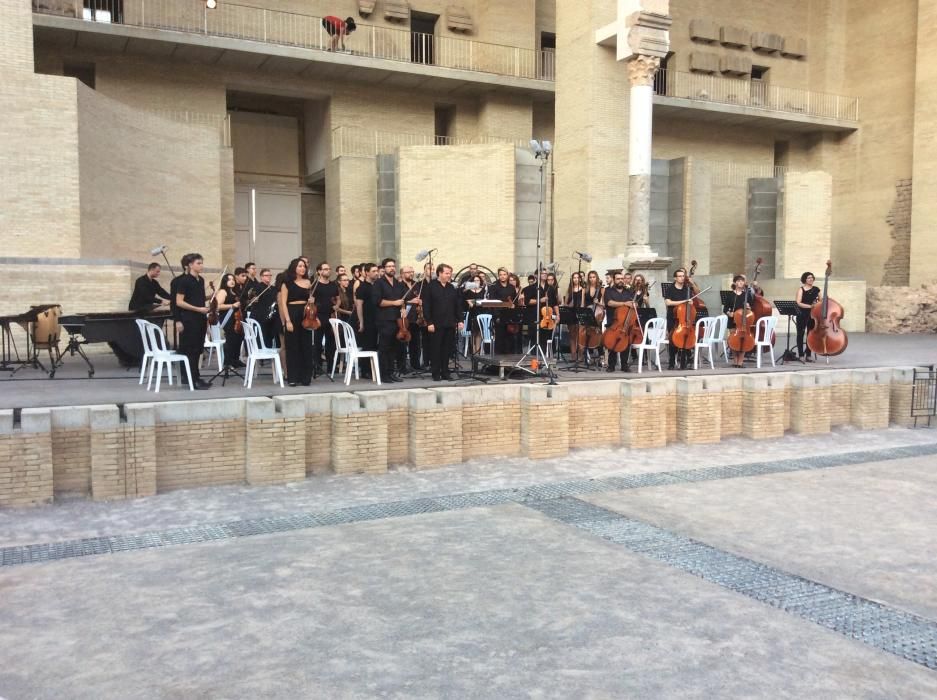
[516,141,557,385]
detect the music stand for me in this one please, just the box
[719,291,734,310]
[773,300,800,364]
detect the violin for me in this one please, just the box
[749,257,775,345]
[207,281,219,326]
[602,301,639,353]
[233,303,243,334]
[806,260,848,357]
[396,312,412,342]
[670,261,700,351]
[540,304,556,330]
[301,279,321,331]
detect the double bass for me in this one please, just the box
[749,257,774,345]
[806,260,848,357]
[726,287,755,356]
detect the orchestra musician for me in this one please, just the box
[795,271,820,363]
[355,263,380,379]
[603,271,635,373]
[564,271,587,363]
[376,257,406,383]
[245,267,276,348]
[462,273,485,355]
[174,253,212,390]
[664,267,692,371]
[423,263,464,381]
[129,262,171,312]
[277,257,314,387]
[632,273,650,308]
[311,262,338,376]
[488,267,516,355]
[522,270,559,352]
[724,274,755,368]
[216,272,245,370]
[400,265,424,372]
[334,271,355,330]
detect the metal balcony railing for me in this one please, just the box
[653,69,859,122]
[34,0,556,82]
[331,127,528,158]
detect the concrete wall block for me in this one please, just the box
[50,405,92,430]
[154,398,246,423]
[245,397,276,421]
[273,395,307,419]
[0,410,12,435]
[22,408,53,434]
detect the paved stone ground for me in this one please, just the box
[1,426,937,698]
[0,332,933,409]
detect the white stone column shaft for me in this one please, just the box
[626,55,659,261]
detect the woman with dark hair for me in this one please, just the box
[795,271,820,362]
[216,272,245,369]
[564,271,585,362]
[724,274,754,368]
[322,15,356,51]
[277,258,314,386]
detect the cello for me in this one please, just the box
[602,300,639,354]
[726,282,755,362]
[670,261,701,355]
[806,260,848,358]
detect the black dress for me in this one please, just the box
[796,285,821,358]
[282,280,314,384]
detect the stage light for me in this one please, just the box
[206,0,217,9]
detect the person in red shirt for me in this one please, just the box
[322,15,357,51]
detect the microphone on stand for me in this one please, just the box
[415,248,438,262]
[149,244,176,277]
[574,251,592,263]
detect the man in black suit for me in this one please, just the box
[129,263,171,311]
[422,263,465,381]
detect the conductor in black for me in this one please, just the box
[375,257,406,383]
[423,263,465,381]
[174,253,211,389]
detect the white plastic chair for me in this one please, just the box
[134,318,157,385]
[712,314,729,360]
[460,311,472,356]
[635,317,667,373]
[329,318,351,379]
[143,321,193,392]
[476,314,493,355]
[693,317,719,370]
[336,319,380,385]
[203,322,224,371]
[243,318,284,388]
[754,315,778,368]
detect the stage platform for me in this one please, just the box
[0,333,933,411]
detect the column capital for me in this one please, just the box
[627,55,660,87]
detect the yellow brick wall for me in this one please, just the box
[397,144,517,274]
[910,0,937,286]
[52,427,91,497]
[790,384,831,435]
[331,411,387,475]
[461,403,522,458]
[0,432,54,508]
[245,416,306,486]
[621,395,667,449]
[155,420,246,491]
[76,85,224,263]
[569,396,620,448]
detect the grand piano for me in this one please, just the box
[58,308,173,377]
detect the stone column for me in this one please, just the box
[626,54,660,263]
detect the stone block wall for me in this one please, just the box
[460,386,522,459]
[0,367,930,508]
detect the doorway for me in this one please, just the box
[235,186,302,271]
[411,11,438,65]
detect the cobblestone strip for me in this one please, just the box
[525,497,937,671]
[2,442,937,569]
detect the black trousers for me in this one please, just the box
[313,323,336,370]
[284,305,314,384]
[494,320,511,354]
[429,326,456,378]
[407,322,422,369]
[607,349,630,370]
[796,312,813,357]
[223,322,242,367]
[378,321,400,377]
[667,318,689,368]
[179,316,206,383]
